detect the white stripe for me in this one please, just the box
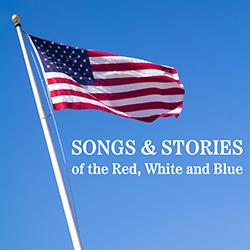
[47,82,184,94]
[89,56,175,72]
[51,94,183,107]
[93,69,179,80]
[103,94,183,106]
[51,96,182,118]
[167,107,182,114]
[89,56,150,64]
[45,70,179,81]
[52,95,130,117]
[45,72,76,81]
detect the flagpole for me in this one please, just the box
[12,14,83,250]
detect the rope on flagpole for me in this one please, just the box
[30,47,81,233]
[30,51,66,163]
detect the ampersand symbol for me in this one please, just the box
[141,140,157,155]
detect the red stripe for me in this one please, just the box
[95,76,181,86]
[50,87,184,100]
[46,76,181,87]
[53,102,180,122]
[87,50,117,57]
[91,63,177,74]
[113,102,182,112]
[47,77,82,87]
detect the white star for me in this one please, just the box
[47,65,50,68]
[43,41,46,44]
[74,72,77,75]
[79,77,83,79]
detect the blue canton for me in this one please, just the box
[30,35,95,86]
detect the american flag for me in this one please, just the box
[29,35,184,122]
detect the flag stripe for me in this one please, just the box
[50,88,184,101]
[51,94,183,108]
[91,62,177,74]
[51,97,182,116]
[53,102,181,122]
[45,72,179,84]
[95,76,181,85]
[47,82,184,94]
[47,75,181,87]
[87,50,117,57]
[89,56,150,65]
[93,69,179,80]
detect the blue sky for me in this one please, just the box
[1,0,250,249]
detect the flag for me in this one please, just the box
[29,35,184,122]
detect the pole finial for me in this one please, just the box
[12,14,20,25]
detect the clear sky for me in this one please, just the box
[1,0,250,249]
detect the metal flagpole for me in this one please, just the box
[12,14,84,250]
